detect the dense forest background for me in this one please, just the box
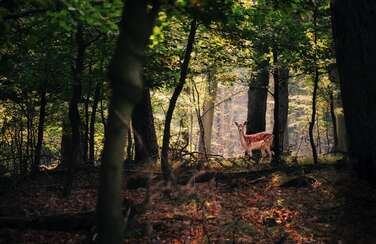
[0,0,375,243]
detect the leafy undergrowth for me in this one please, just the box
[1,160,376,243]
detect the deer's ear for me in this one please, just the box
[244,121,247,125]
[234,121,239,126]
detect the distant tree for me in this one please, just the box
[161,18,198,181]
[132,87,159,164]
[246,50,269,135]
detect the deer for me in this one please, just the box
[234,121,273,159]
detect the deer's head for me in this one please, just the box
[234,121,247,133]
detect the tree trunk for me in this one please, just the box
[309,66,319,165]
[96,1,159,243]
[160,19,198,182]
[272,49,281,164]
[198,69,218,155]
[83,92,90,162]
[335,110,348,153]
[331,0,376,183]
[32,86,47,174]
[64,24,85,197]
[309,7,319,165]
[26,103,33,171]
[126,126,133,161]
[89,82,101,162]
[132,88,159,164]
[329,90,338,152]
[278,66,289,152]
[246,58,269,134]
[60,114,72,169]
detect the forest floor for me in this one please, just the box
[0,157,376,244]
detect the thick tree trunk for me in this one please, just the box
[96,1,159,243]
[199,70,218,155]
[132,88,159,164]
[331,0,376,183]
[89,82,101,162]
[64,24,85,197]
[160,19,198,182]
[32,87,47,174]
[246,58,269,134]
[278,66,289,152]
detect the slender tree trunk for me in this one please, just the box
[272,49,281,164]
[199,69,218,156]
[64,24,85,197]
[309,6,319,165]
[316,114,322,154]
[160,19,198,182]
[328,64,339,153]
[89,82,101,162]
[96,1,159,243]
[26,104,32,170]
[126,127,133,161]
[336,111,348,153]
[132,88,159,164]
[32,86,47,174]
[331,0,376,184]
[246,57,269,134]
[309,66,319,164]
[83,93,90,162]
[329,90,338,152]
[278,66,289,152]
[99,94,107,134]
[19,117,24,175]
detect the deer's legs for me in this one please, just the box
[265,147,272,157]
[246,149,253,159]
[260,148,266,158]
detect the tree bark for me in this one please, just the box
[278,66,289,152]
[126,126,133,161]
[64,24,85,197]
[246,58,269,134]
[272,49,281,164]
[83,90,90,162]
[60,114,72,169]
[160,19,198,182]
[309,66,319,165]
[329,91,338,153]
[309,6,319,165]
[96,1,159,243]
[132,88,159,164]
[199,69,218,156]
[32,86,47,174]
[89,82,101,162]
[331,0,376,183]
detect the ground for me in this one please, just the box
[0,158,375,243]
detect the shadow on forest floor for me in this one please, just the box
[0,158,375,243]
